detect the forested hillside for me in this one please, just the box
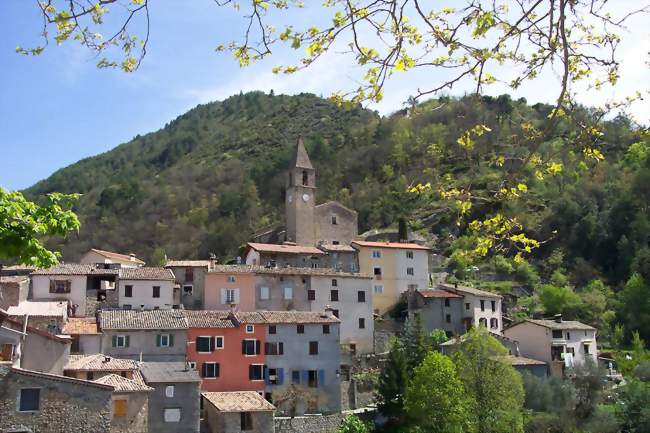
[26,91,649,339]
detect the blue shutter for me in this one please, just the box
[277,368,284,385]
[302,370,309,385]
[318,370,325,387]
[156,334,161,347]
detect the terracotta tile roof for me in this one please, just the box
[317,244,357,252]
[166,260,212,268]
[64,354,140,371]
[524,318,596,331]
[0,276,28,285]
[247,242,325,255]
[185,310,237,329]
[438,283,502,299]
[501,355,547,366]
[234,311,269,324]
[209,264,371,279]
[99,309,188,330]
[7,301,67,317]
[351,240,430,250]
[93,373,153,392]
[258,310,340,324]
[118,267,175,281]
[11,367,114,390]
[63,317,100,335]
[202,391,275,412]
[417,289,463,299]
[32,263,118,276]
[140,362,201,383]
[89,248,145,265]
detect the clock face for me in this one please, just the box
[288,194,293,203]
[302,193,310,202]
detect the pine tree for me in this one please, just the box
[376,339,408,427]
[403,314,431,372]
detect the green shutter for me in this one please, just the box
[125,336,130,348]
[156,334,161,347]
[112,335,117,347]
[169,334,174,347]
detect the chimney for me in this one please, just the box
[103,356,111,363]
[129,253,136,262]
[554,314,562,323]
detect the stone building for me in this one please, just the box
[244,242,325,268]
[0,275,29,310]
[63,317,102,354]
[166,260,212,310]
[93,372,153,433]
[439,283,503,334]
[140,361,202,433]
[0,363,114,433]
[203,391,276,433]
[7,300,68,334]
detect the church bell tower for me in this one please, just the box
[285,136,316,246]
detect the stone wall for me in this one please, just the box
[275,411,376,433]
[0,363,113,433]
[110,392,148,433]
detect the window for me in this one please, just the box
[479,318,487,327]
[322,324,330,334]
[267,368,281,384]
[18,389,40,412]
[309,341,319,355]
[332,240,340,245]
[444,298,450,307]
[50,280,70,294]
[185,268,194,282]
[358,291,366,302]
[566,332,571,340]
[113,335,129,348]
[490,318,499,329]
[297,324,305,334]
[265,342,284,355]
[330,290,339,301]
[123,304,132,310]
[114,399,127,417]
[183,285,193,295]
[124,285,133,298]
[283,287,293,300]
[446,314,451,323]
[584,343,591,354]
[308,370,319,388]
[491,300,496,312]
[153,286,161,298]
[307,289,316,301]
[202,362,219,378]
[269,325,277,335]
[215,336,224,349]
[480,300,485,311]
[223,288,237,304]
[188,362,197,370]
[246,324,255,334]
[157,334,173,347]
[311,262,319,269]
[196,336,212,353]
[349,343,357,354]
[331,215,338,225]
[552,330,563,339]
[302,170,309,186]
[359,318,366,329]
[374,267,382,276]
[372,250,381,258]
[165,385,175,398]
[465,303,470,310]
[164,408,181,423]
[406,251,414,259]
[374,285,384,294]
[292,370,301,384]
[260,286,270,300]
[242,339,260,356]
[406,267,414,276]
[332,309,339,318]
[241,412,253,430]
[249,364,264,381]
[227,275,236,283]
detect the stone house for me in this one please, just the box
[0,363,114,433]
[93,372,153,433]
[80,248,145,268]
[244,242,326,268]
[0,275,29,310]
[202,391,275,433]
[439,283,504,334]
[352,240,430,315]
[7,300,68,334]
[316,243,359,273]
[63,317,102,354]
[504,316,598,376]
[63,354,141,381]
[140,361,201,433]
[166,260,212,310]
[99,309,188,362]
[261,311,341,415]
[408,288,465,337]
[117,267,176,310]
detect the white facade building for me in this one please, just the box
[439,283,503,334]
[117,267,176,310]
[31,265,92,317]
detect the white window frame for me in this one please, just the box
[260,286,270,300]
[225,289,236,304]
[164,408,181,423]
[283,287,293,300]
[373,285,384,294]
[215,336,224,349]
[203,362,218,379]
[245,324,255,334]
[165,385,175,398]
[188,361,197,370]
[197,336,212,354]
[243,339,257,357]
[250,364,265,381]
[406,267,414,276]
[372,250,381,258]
[116,335,127,348]
[160,334,171,347]
[227,275,236,283]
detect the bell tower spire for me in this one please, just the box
[285,136,316,246]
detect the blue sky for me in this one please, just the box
[1,1,648,191]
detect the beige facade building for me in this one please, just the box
[352,240,430,314]
[438,283,503,334]
[80,248,145,268]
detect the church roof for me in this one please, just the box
[292,136,313,169]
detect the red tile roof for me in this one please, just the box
[351,240,430,250]
[417,289,463,299]
[202,391,275,412]
[118,267,175,280]
[63,318,101,335]
[247,243,324,255]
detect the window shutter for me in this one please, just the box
[277,368,284,385]
[220,289,226,305]
[210,337,215,352]
[302,370,309,384]
[264,366,270,385]
[318,370,325,387]
[169,334,174,347]
[112,335,117,347]
[215,363,220,377]
[234,289,240,305]
[65,280,71,293]
[125,336,130,347]
[196,337,201,350]
[279,342,284,355]
[264,342,270,355]
[242,340,247,355]
[249,365,254,380]
[156,335,161,347]
[255,340,261,355]
[202,363,208,378]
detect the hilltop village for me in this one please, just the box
[1,138,601,433]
